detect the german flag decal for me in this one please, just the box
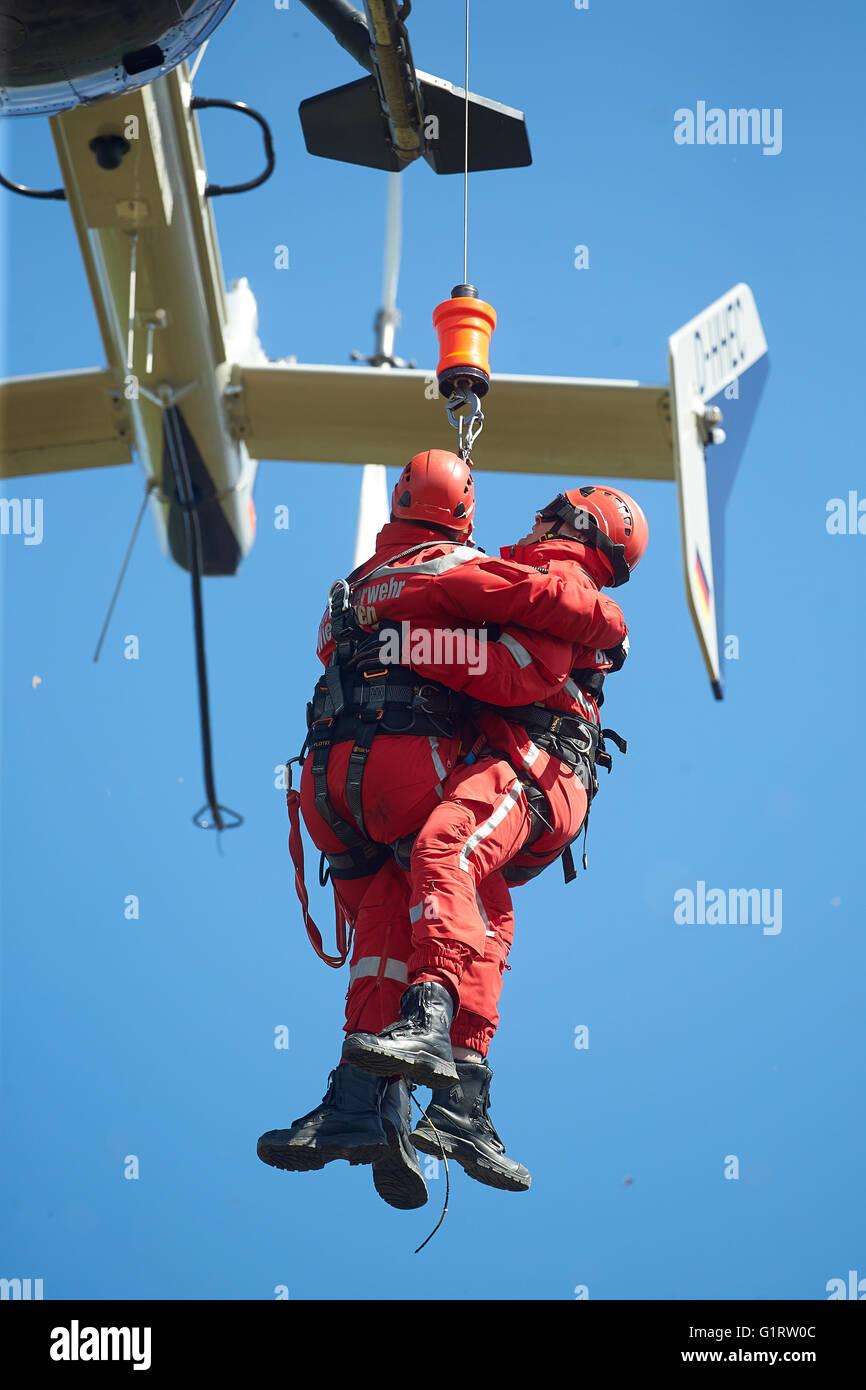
[694,549,711,617]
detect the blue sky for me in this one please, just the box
[1,0,864,1300]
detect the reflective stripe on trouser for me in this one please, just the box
[343,858,514,1058]
[344,859,414,1037]
[407,757,533,978]
[341,755,586,1049]
[349,956,408,986]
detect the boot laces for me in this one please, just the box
[321,1069,338,1104]
[474,1084,505,1152]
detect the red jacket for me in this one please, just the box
[429,540,623,790]
[316,523,627,666]
[315,528,624,793]
[493,539,623,719]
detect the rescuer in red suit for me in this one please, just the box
[257,453,642,1207]
[343,485,647,1188]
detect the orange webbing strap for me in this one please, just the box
[286,785,352,969]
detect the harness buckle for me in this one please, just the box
[358,667,387,723]
[359,706,384,724]
[415,682,444,712]
[572,724,595,755]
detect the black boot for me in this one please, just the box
[410,1059,531,1192]
[257,1064,391,1172]
[341,982,459,1089]
[371,1078,428,1210]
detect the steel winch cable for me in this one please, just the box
[462,0,470,285]
[92,479,156,664]
[435,0,489,464]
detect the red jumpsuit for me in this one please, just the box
[299,526,626,1054]
[301,521,624,913]
[380,541,621,1044]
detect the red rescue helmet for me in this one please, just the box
[536,485,648,586]
[391,449,475,535]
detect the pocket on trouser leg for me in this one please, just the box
[454,934,508,1042]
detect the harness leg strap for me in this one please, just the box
[344,669,388,839]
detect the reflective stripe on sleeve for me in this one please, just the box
[498,633,533,668]
[356,547,478,585]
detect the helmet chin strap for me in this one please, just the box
[536,495,630,586]
[537,521,569,542]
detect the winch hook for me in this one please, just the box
[432,283,496,462]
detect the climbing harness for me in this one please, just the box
[481,695,629,886]
[286,561,469,966]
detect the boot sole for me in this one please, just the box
[411,1127,531,1193]
[257,1132,389,1173]
[342,1038,458,1091]
[372,1119,429,1210]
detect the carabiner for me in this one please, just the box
[446,386,485,460]
[328,578,351,617]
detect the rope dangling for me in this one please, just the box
[285,757,353,969]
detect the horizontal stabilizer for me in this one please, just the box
[299,72,531,174]
[0,368,132,479]
[226,363,672,479]
[418,71,531,174]
[300,76,403,171]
